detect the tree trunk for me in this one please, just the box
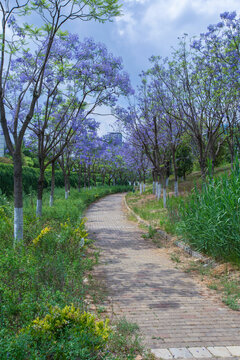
[49,161,55,206]
[199,157,207,180]
[143,172,146,192]
[157,182,162,200]
[67,173,71,194]
[102,173,106,185]
[13,151,24,242]
[152,170,156,194]
[87,165,91,188]
[163,184,167,208]
[36,169,45,217]
[172,147,178,197]
[231,152,234,171]
[78,165,81,192]
[84,163,87,188]
[64,172,69,199]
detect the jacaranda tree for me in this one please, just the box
[0,0,121,241]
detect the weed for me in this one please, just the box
[208,283,218,290]
[107,317,144,359]
[170,253,181,263]
[97,305,107,314]
[142,226,157,239]
[222,295,240,311]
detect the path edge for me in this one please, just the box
[123,194,216,266]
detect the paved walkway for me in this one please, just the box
[85,194,240,359]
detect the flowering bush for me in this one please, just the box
[32,226,51,246]
[8,305,110,359]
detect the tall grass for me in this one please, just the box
[176,159,240,262]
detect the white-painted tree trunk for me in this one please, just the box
[140,182,142,194]
[174,180,179,197]
[143,183,146,192]
[155,182,158,197]
[128,181,131,186]
[65,191,69,199]
[153,181,155,194]
[163,188,167,208]
[157,183,162,200]
[166,177,169,187]
[36,199,42,217]
[14,208,23,242]
[49,195,54,207]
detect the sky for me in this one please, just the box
[63,0,240,135]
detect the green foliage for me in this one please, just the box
[0,163,79,196]
[176,141,193,179]
[0,156,12,164]
[142,226,157,239]
[9,305,110,359]
[176,159,240,261]
[0,186,133,359]
[106,317,144,360]
[0,163,132,196]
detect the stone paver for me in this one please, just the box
[152,348,173,359]
[207,346,231,357]
[226,346,240,356]
[169,347,192,358]
[85,194,240,351]
[188,347,212,358]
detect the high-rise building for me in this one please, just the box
[105,132,122,146]
[0,125,5,157]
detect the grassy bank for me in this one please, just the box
[126,163,240,310]
[0,185,153,359]
[127,162,239,263]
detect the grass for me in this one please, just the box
[176,161,240,262]
[183,260,240,311]
[127,161,240,263]
[126,162,240,311]
[126,191,180,235]
[0,185,153,359]
[107,317,155,360]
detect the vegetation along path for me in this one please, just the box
[86,193,240,360]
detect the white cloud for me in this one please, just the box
[116,0,240,43]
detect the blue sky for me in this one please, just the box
[64,0,240,134]
[27,1,240,134]
[67,0,240,85]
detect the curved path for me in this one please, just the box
[86,194,240,359]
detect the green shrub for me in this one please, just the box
[8,305,110,359]
[0,163,79,196]
[0,186,133,359]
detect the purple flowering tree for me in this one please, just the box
[149,38,227,178]
[25,34,132,216]
[0,0,121,241]
[191,11,240,169]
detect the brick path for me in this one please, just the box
[85,194,240,359]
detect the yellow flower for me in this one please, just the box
[32,226,51,246]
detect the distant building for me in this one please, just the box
[105,132,122,146]
[0,125,5,157]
